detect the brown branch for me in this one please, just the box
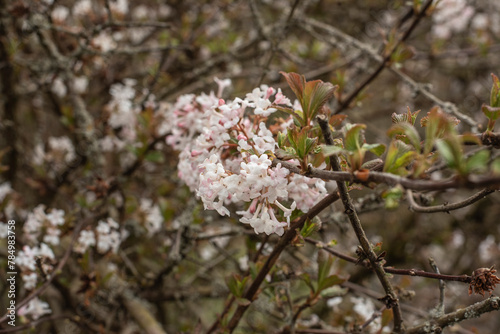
[405,297,500,334]
[406,188,496,213]
[273,158,500,191]
[299,11,478,128]
[317,115,404,332]
[305,238,471,284]
[330,0,434,115]
[216,191,342,333]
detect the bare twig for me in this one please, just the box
[406,188,496,213]
[429,258,445,318]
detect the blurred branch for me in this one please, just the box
[330,0,433,115]
[305,238,472,283]
[0,209,107,325]
[406,296,500,334]
[299,5,478,128]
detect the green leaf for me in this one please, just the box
[317,274,345,292]
[344,124,366,152]
[275,148,297,160]
[226,275,240,297]
[320,144,343,157]
[382,185,404,210]
[491,157,500,175]
[362,143,386,156]
[383,140,416,175]
[225,274,248,298]
[421,107,460,155]
[300,217,321,238]
[466,150,489,174]
[300,272,315,293]
[481,104,500,131]
[490,73,500,108]
[275,105,305,125]
[145,151,164,163]
[387,122,421,152]
[277,132,286,148]
[317,255,334,288]
[436,137,464,173]
[305,137,318,158]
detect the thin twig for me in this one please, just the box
[330,0,434,115]
[429,258,445,317]
[406,188,496,213]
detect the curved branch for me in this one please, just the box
[406,188,496,213]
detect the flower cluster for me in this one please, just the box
[165,79,328,236]
[74,218,126,254]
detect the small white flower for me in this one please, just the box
[18,298,51,320]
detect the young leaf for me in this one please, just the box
[387,122,421,152]
[300,272,315,293]
[235,297,251,306]
[490,73,500,108]
[436,137,465,174]
[329,114,348,127]
[280,72,306,107]
[491,157,500,175]
[280,72,336,125]
[320,144,343,157]
[383,140,416,175]
[317,254,334,287]
[465,149,489,174]
[302,79,337,122]
[317,274,345,292]
[382,185,404,210]
[481,104,500,132]
[344,124,366,152]
[362,143,386,156]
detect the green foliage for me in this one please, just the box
[226,274,250,305]
[321,123,385,171]
[382,185,404,210]
[490,73,500,108]
[300,254,345,296]
[383,140,416,175]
